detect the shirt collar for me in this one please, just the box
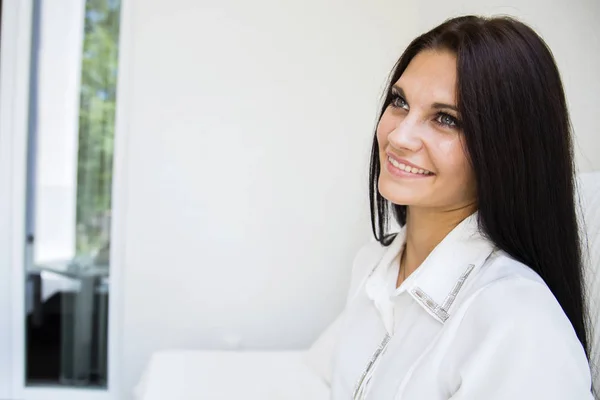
[364,211,496,327]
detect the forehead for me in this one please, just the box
[395,49,458,105]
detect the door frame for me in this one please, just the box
[0,0,33,396]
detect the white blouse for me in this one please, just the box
[330,212,593,399]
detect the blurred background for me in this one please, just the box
[0,0,598,399]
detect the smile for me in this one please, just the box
[387,156,433,175]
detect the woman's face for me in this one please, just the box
[377,49,477,211]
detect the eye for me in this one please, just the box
[390,92,409,111]
[435,112,462,130]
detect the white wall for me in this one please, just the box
[415,0,600,173]
[118,0,418,395]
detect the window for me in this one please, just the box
[25,0,120,388]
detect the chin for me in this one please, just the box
[377,177,422,206]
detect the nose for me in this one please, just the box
[387,116,424,153]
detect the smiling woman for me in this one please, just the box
[330,15,595,400]
[376,50,476,221]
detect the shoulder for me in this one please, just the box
[351,237,389,274]
[462,273,578,340]
[459,251,582,347]
[344,236,391,303]
[472,249,547,288]
[441,252,592,396]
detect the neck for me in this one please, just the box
[400,205,477,280]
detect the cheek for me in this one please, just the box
[376,111,394,148]
[435,138,476,190]
[436,137,461,158]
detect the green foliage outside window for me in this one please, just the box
[75,0,120,256]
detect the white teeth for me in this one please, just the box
[388,157,431,175]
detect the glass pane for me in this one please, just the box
[25,0,121,388]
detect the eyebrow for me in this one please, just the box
[391,85,459,113]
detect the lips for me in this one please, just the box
[386,153,434,175]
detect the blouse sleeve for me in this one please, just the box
[443,277,593,400]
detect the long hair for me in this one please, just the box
[369,15,591,365]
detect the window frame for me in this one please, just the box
[0,0,128,398]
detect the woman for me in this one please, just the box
[330,15,595,399]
